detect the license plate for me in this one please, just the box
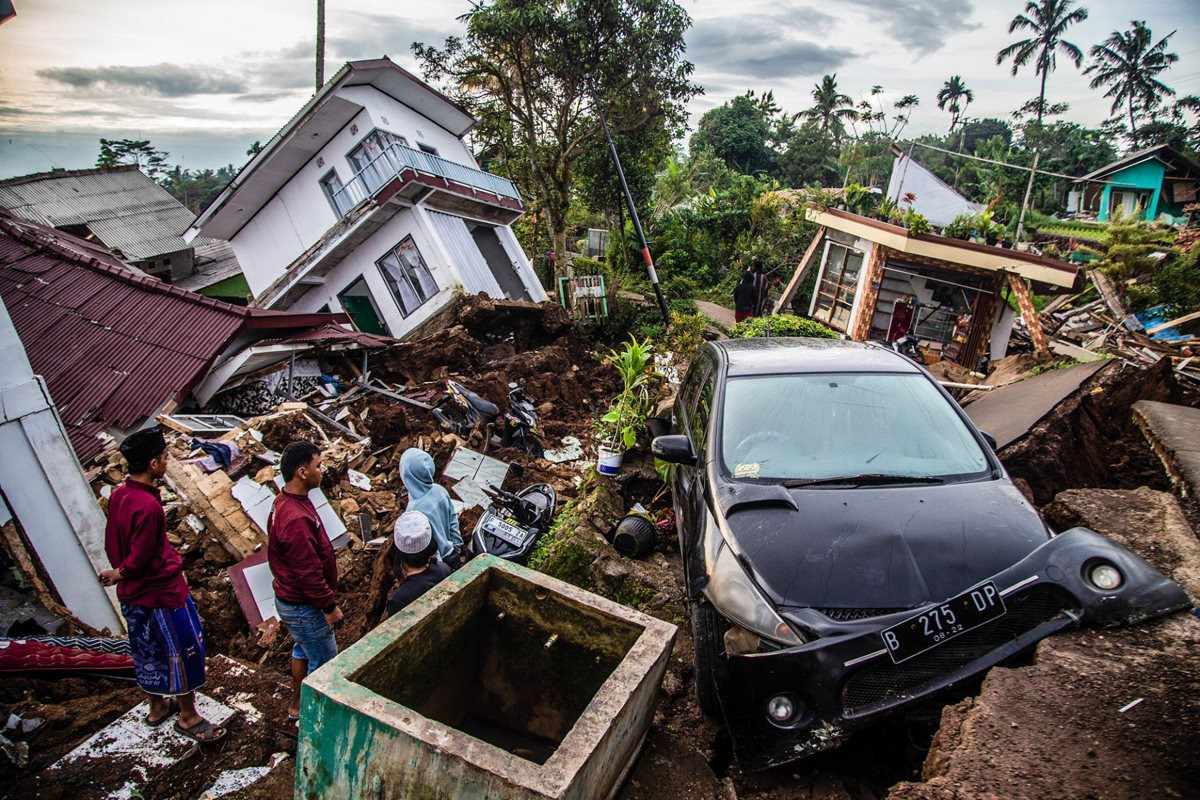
[881,581,1006,663]
[483,516,528,548]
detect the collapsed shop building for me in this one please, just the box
[777,207,1081,369]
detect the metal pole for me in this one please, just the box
[594,98,670,328]
[1015,149,1041,244]
[315,0,325,91]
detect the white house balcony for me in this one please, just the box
[329,142,524,222]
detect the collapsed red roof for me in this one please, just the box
[0,210,356,463]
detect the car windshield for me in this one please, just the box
[720,373,990,483]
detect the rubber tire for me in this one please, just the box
[612,515,657,558]
[690,601,726,718]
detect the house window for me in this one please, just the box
[417,143,439,156]
[377,235,438,318]
[811,243,864,332]
[347,129,408,194]
[319,170,351,217]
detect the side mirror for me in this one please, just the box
[652,435,696,466]
[981,432,998,451]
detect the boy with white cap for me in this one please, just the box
[386,511,453,617]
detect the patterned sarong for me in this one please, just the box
[121,597,206,696]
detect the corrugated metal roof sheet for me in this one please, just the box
[0,165,216,261]
[0,210,350,463]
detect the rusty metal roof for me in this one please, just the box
[0,165,216,261]
[0,210,349,463]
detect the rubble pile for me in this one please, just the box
[0,295,629,798]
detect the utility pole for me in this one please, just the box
[1015,148,1040,244]
[315,0,325,91]
[594,98,670,328]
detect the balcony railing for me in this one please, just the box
[330,143,521,217]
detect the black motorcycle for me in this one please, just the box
[432,380,543,456]
[471,483,557,563]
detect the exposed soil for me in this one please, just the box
[998,358,1188,506]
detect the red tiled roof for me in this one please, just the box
[0,210,350,462]
[269,323,395,348]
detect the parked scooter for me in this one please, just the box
[431,380,543,456]
[471,483,557,563]
[889,332,923,362]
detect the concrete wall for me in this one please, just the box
[1098,160,1165,221]
[0,298,123,633]
[289,206,458,338]
[231,85,487,296]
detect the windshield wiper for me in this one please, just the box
[782,474,946,488]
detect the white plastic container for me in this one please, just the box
[597,446,624,475]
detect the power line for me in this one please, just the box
[898,139,1116,184]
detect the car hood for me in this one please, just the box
[721,479,1049,610]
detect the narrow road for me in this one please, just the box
[693,300,735,330]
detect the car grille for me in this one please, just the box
[841,584,1076,713]
[819,608,907,621]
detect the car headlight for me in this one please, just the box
[706,543,803,646]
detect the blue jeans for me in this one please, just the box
[275,597,338,673]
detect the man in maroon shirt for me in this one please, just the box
[99,427,226,744]
[268,441,342,728]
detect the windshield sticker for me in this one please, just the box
[733,463,761,479]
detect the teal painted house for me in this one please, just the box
[1076,144,1200,223]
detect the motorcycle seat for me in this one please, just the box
[460,386,499,417]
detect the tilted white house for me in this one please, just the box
[186,58,545,337]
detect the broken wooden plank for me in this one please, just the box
[306,406,363,441]
[1145,309,1200,336]
[1088,270,1128,321]
[356,380,434,411]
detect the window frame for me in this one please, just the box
[319,169,347,217]
[375,235,439,318]
[346,128,410,193]
[811,242,865,332]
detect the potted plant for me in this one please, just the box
[595,336,656,475]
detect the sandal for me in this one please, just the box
[173,717,228,745]
[146,699,179,727]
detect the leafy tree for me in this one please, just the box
[995,0,1089,125]
[414,0,698,272]
[159,165,237,215]
[936,76,975,139]
[1085,20,1178,134]
[96,138,169,179]
[776,123,839,187]
[961,118,1013,152]
[1080,207,1177,286]
[802,74,855,141]
[246,141,264,157]
[690,94,774,173]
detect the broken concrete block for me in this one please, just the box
[47,693,237,799]
[296,555,677,800]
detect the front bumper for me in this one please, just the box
[715,527,1191,771]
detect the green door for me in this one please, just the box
[337,278,388,335]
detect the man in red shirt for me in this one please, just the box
[268,441,342,728]
[99,427,227,744]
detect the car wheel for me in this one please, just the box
[690,601,726,717]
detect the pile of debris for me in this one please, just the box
[1009,270,1198,386]
[0,295,628,799]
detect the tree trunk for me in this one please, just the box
[1128,96,1138,136]
[1037,63,1049,125]
[315,0,325,91]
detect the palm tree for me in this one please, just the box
[803,74,855,141]
[995,0,1089,125]
[936,76,974,136]
[1085,21,1178,135]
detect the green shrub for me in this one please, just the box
[663,311,707,359]
[730,314,836,339]
[1151,247,1200,314]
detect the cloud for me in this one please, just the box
[37,63,248,96]
[325,12,461,60]
[233,90,303,104]
[688,13,854,79]
[841,0,979,54]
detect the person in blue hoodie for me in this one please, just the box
[399,448,463,568]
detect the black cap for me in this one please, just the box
[119,426,167,462]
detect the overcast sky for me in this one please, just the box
[1,0,1198,178]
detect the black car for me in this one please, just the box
[652,338,1188,771]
